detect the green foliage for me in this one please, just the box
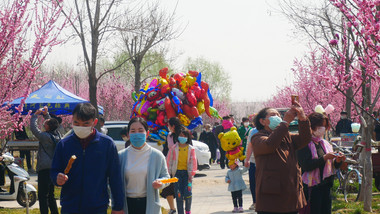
[112,50,172,88]
[183,56,232,101]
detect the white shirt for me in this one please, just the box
[247,128,258,163]
[125,144,152,198]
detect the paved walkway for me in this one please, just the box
[0,164,257,214]
[164,164,256,214]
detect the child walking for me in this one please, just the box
[167,128,197,214]
[226,161,248,213]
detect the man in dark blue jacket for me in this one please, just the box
[50,103,124,214]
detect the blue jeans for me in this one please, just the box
[249,163,256,203]
[175,170,192,214]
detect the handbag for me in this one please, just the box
[299,187,312,214]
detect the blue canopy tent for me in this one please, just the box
[7,80,103,115]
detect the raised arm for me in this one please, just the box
[251,123,289,156]
[288,101,311,150]
[292,120,312,150]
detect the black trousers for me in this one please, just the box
[218,146,228,169]
[20,150,32,170]
[0,166,14,193]
[305,182,332,214]
[127,197,147,214]
[0,164,5,186]
[231,190,243,207]
[38,169,58,214]
[208,144,217,162]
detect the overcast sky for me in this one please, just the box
[46,0,310,102]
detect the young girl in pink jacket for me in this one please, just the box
[167,128,197,214]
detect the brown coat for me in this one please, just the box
[251,120,311,213]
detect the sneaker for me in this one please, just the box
[168,210,176,214]
[249,203,255,210]
[238,207,244,212]
[232,207,238,213]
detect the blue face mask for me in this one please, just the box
[269,116,283,130]
[129,133,146,148]
[178,136,188,144]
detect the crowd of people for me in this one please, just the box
[196,102,365,214]
[1,100,378,214]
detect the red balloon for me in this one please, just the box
[159,67,169,79]
[182,104,199,119]
[169,77,176,87]
[190,84,202,100]
[161,84,171,96]
[156,110,167,127]
[173,73,185,83]
[186,91,197,107]
[188,70,199,77]
[164,97,177,119]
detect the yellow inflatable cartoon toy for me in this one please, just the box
[218,127,246,166]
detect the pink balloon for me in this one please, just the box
[325,104,335,114]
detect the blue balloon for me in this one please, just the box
[207,89,213,107]
[187,116,203,130]
[196,72,202,86]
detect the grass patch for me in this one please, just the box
[332,191,380,213]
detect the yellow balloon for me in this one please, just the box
[180,80,189,93]
[197,101,205,115]
[159,78,168,86]
[178,113,190,126]
[186,75,196,87]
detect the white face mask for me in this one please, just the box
[313,126,326,138]
[122,136,129,142]
[244,122,249,127]
[73,125,93,139]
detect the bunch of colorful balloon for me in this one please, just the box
[131,68,222,145]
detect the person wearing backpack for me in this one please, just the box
[30,106,61,214]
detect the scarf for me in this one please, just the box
[222,120,233,130]
[302,137,335,187]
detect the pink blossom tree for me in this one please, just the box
[272,1,380,210]
[266,47,363,126]
[327,1,380,210]
[0,0,65,142]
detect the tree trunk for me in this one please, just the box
[362,80,373,212]
[89,67,98,116]
[362,115,373,212]
[345,87,353,117]
[134,61,141,93]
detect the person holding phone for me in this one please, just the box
[297,112,345,214]
[251,100,311,214]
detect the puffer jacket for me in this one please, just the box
[166,144,197,179]
[30,114,61,172]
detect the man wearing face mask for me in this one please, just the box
[297,112,344,214]
[50,103,124,214]
[335,111,353,136]
[251,103,311,214]
[238,117,252,155]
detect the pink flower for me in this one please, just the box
[329,39,338,46]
